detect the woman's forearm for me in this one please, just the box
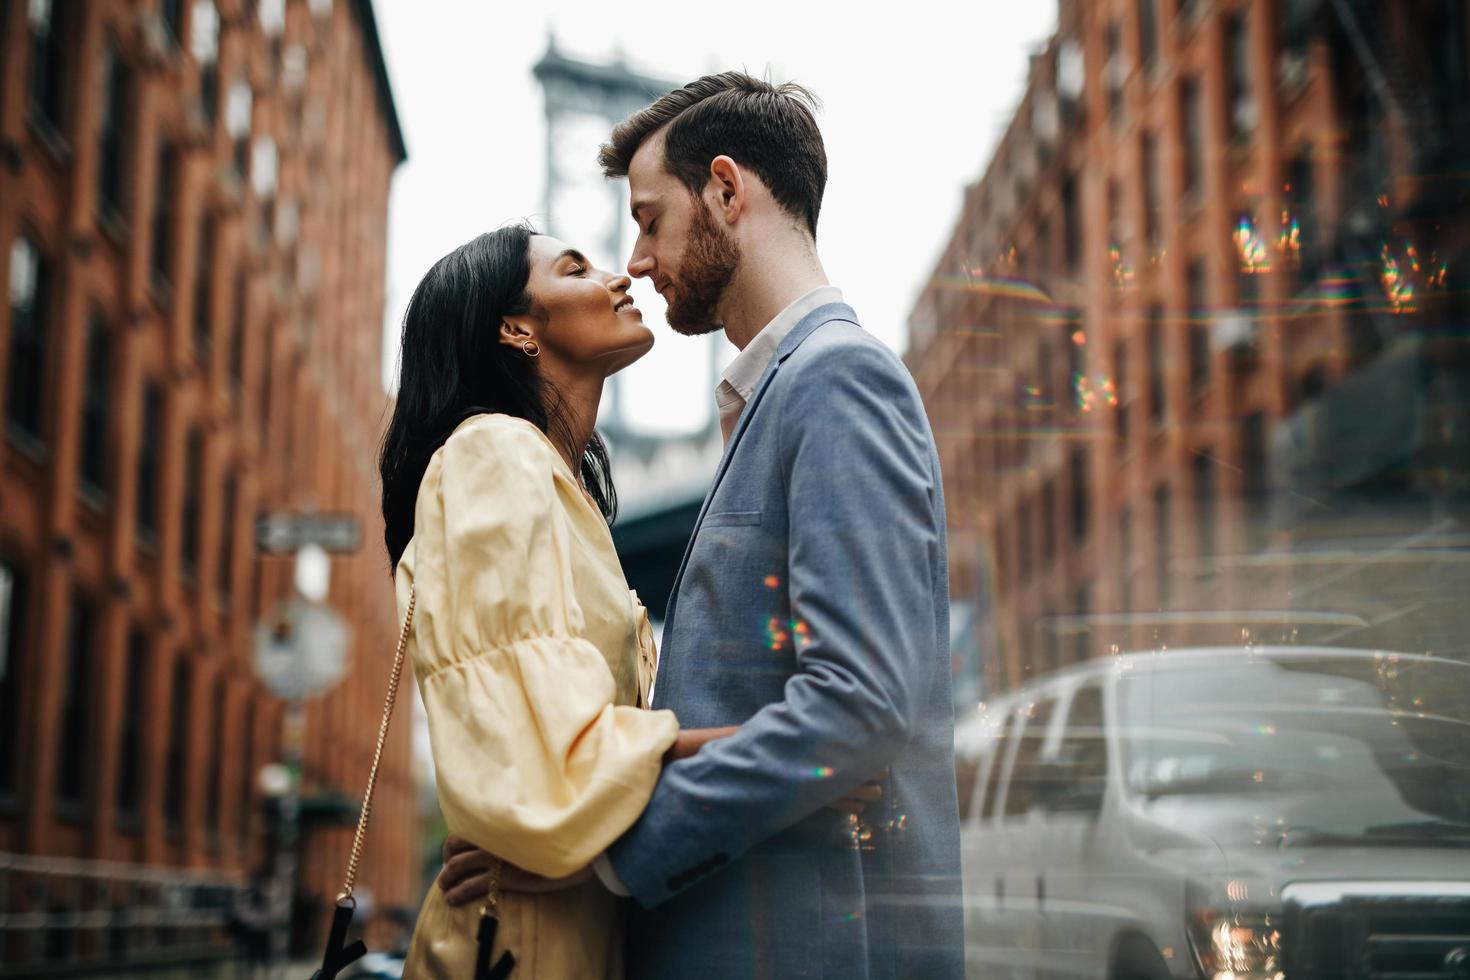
[664,726,739,764]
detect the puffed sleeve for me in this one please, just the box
[409,415,678,878]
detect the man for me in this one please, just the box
[444,71,963,978]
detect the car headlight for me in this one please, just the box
[1186,876,1284,980]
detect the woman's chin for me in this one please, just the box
[603,336,655,377]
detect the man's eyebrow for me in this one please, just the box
[630,200,649,222]
[555,248,589,267]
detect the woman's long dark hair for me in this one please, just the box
[379,224,616,570]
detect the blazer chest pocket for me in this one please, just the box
[701,509,762,527]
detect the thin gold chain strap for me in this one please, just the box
[338,585,416,904]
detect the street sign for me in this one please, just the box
[252,599,350,700]
[255,512,362,554]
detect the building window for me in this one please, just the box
[1119,505,1134,614]
[1154,483,1172,605]
[258,340,272,441]
[1181,77,1204,199]
[1142,134,1161,245]
[1061,176,1080,276]
[205,677,226,841]
[0,560,28,797]
[1147,304,1165,425]
[1138,0,1159,69]
[79,313,111,496]
[164,658,189,833]
[1072,584,1091,662]
[1037,337,1054,419]
[26,0,68,134]
[1069,447,1089,544]
[150,143,176,294]
[1018,499,1033,584]
[1113,339,1129,446]
[1227,13,1255,143]
[1187,261,1210,394]
[182,429,203,578]
[56,593,94,814]
[226,77,253,177]
[161,0,185,47]
[237,697,254,848]
[1285,148,1315,277]
[194,213,214,364]
[1107,178,1124,247]
[191,0,220,126]
[230,269,247,388]
[251,136,278,199]
[115,629,148,823]
[7,235,49,442]
[1194,452,1215,559]
[1106,22,1126,128]
[258,0,286,35]
[1041,480,1057,568]
[1067,331,1084,415]
[96,40,127,220]
[1240,412,1269,547]
[136,382,164,544]
[218,473,236,606]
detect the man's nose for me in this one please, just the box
[627,248,654,279]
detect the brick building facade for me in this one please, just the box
[0,0,413,969]
[908,0,1470,699]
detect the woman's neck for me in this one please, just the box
[546,370,604,479]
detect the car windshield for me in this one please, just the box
[1118,653,1470,838]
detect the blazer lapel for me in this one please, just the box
[653,303,859,699]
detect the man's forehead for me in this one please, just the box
[626,129,671,190]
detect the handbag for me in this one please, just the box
[310,585,516,980]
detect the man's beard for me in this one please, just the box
[665,201,739,337]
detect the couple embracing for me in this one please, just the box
[379,71,963,979]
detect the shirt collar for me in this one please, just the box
[718,285,845,401]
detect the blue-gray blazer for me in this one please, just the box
[607,303,964,979]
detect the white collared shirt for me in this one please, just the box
[715,285,845,444]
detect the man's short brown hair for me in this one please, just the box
[599,71,827,238]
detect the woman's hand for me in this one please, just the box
[662,726,739,764]
[437,836,498,907]
[437,836,593,906]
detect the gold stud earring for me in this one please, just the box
[522,341,540,357]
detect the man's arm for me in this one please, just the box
[605,337,944,908]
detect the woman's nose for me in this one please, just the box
[608,274,632,294]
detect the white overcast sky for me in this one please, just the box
[373,1,1057,433]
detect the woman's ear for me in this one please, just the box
[499,315,535,350]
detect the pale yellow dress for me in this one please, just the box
[397,413,678,978]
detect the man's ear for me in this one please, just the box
[499,315,536,350]
[707,155,745,224]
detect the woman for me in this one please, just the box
[380,225,875,977]
[381,223,705,977]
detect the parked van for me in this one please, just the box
[955,647,1470,979]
